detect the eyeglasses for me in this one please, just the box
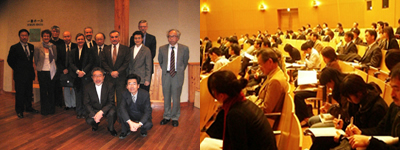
[168,35,178,38]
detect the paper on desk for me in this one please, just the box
[286,63,306,68]
[374,136,399,145]
[297,70,318,85]
[200,137,223,150]
[305,127,345,137]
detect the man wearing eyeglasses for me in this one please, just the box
[158,29,189,127]
[129,20,157,91]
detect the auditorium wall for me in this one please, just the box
[201,0,400,40]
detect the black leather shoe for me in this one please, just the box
[160,119,171,125]
[26,108,39,113]
[108,129,117,136]
[77,115,82,119]
[172,120,179,127]
[140,131,147,137]
[119,132,130,139]
[64,107,70,110]
[17,113,24,118]
[92,127,98,131]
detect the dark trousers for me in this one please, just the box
[105,75,125,106]
[119,116,153,134]
[139,83,150,92]
[14,79,33,114]
[37,71,55,115]
[86,107,117,131]
[75,76,92,116]
[54,78,64,107]
[294,91,316,121]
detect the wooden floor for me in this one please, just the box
[0,93,200,150]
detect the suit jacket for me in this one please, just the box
[84,81,115,118]
[313,40,324,53]
[84,40,97,50]
[57,43,78,72]
[382,38,400,50]
[127,45,152,84]
[360,42,382,68]
[7,42,35,82]
[158,43,189,86]
[34,43,57,71]
[354,37,364,45]
[101,44,130,77]
[130,33,156,74]
[69,46,93,79]
[119,89,152,124]
[342,41,358,55]
[90,44,108,68]
[256,68,289,113]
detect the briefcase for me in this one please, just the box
[60,74,74,87]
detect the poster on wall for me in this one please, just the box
[29,29,41,42]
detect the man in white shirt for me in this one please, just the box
[83,67,117,136]
[301,41,321,69]
[209,47,229,71]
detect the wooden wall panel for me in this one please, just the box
[188,62,201,103]
[0,59,3,94]
[150,63,164,101]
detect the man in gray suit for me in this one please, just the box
[127,31,152,92]
[158,29,189,127]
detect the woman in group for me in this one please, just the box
[381,26,399,50]
[283,43,301,63]
[207,70,277,150]
[69,33,93,119]
[34,29,57,115]
[321,46,341,71]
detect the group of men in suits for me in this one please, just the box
[8,20,190,139]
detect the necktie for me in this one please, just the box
[132,95,136,103]
[170,47,176,77]
[143,34,146,45]
[24,44,29,59]
[66,45,70,66]
[99,47,102,55]
[89,42,93,48]
[113,45,117,65]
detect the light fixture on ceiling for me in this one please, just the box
[202,5,210,13]
[313,0,320,8]
[259,3,267,11]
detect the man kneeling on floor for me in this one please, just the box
[118,74,153,139]
[84,67,117,136]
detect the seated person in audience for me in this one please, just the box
[283,43,301,63]
[322,30,334,42]
[310,74,388,150]
[297,28,307,40]
[118,74,152,139]
[251,49,289,114]
[396,19,400,39]
[338,31,359,61]
[375,21,384,45]
[209,47,229,71]
[244,39,255,54]
[321,47,341,71]
[350,22,359,32]
[381,26,399,50]
[352,28,364,45]
[334,23,342,32]
[270,36,278,48]
[206,70,278,150]
[308,67,346,127]
[310,32,324,53]
[346,63,400,149]
[84,67,117,136]
[228,43,240,61]
[252,39,262,55]
[300,41,321,69]
[221,37,232,59]
[201,54,213,74]
[338,26,345,36]
[371,22,377,30]
[359,29,382,68]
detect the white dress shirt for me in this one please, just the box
[95,84,102,104]
[134,44,142,59]
[167,44,178,71]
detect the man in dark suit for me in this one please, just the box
[84,67,117,136]
[7,29,39,118]
[130,20,156,90]
[338,31,359,61]
[84,27,97,49]
[127,31,152,92]
[360,30,382,68]
[118,74,152,139]
[61,31,78,110]
[92,32,107,68]
[158,29,189,127]
[50,25,66,108]
[70,33,93,119]
[102,30,130,105]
